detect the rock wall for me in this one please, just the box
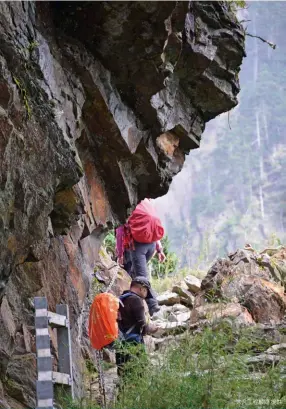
[0,2,245,407]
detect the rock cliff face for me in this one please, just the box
[0,2,245,407]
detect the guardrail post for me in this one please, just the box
[34,298,74,409]
[35,297,53,409]
[56,304,74,399]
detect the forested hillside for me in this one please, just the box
[155,1,286,267]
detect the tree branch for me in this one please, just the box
[246,33,276,49]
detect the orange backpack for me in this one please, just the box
[88,293,119,350]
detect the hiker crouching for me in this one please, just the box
[116,276,158,378]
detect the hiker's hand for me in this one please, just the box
[158,252,166,263]
[148,324,158,334]
[118,256,124,266]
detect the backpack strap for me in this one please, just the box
[119,291,141,306]
[125,324,136,335]
[119,291,134,300]
[123,223,135,251]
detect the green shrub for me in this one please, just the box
[150,235,179,279]
[115,324,286,409]
[60,324,286,409]
[103,231,116,258]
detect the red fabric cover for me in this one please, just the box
[128,199,164,243]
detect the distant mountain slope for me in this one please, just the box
[155,1,286,267]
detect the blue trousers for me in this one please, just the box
[130,241,159,315]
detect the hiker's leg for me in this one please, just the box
[123,250,132,277]
[146,287,160,316]
[130,242,155,278]
[131,242,159,315]
[145,243,160,314]
[145,243,156,264]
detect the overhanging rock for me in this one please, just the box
[0,1,245,406]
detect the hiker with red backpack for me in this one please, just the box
[116,227,165,275]
[116,198,166,315]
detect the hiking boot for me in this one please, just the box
[150,305,160,316]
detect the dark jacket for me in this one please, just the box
[118,291,149,336]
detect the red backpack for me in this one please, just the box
[128,199,164,244]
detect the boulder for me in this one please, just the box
[153,333,186,351]
[180,289,195,307]
[241,324,286,348]
[190,302,254,326]
[201,249,273,295]
[246,353,282,367]
[151,305,169,321]
[201,258,233,293]
[152,304,189,321]
[151,320,188,338]
[175,311,191,323]
[269,247,286,287]
[199,247,286,325]
[167,311,191,324]
[184,275,202,293]
[157,292,181,306]
[167,312,179,322]
[265,343,286,356]
[240,279,285,324]
[144,335,156,353]
[168,304,190,314]
[172,281,189,297]
[172,280,195,305]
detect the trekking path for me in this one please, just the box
[90,245,286,407]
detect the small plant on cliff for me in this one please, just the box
[103,230,116,259]
[227,0,246,13]
[13,76,32,119]
[27,40,39,53]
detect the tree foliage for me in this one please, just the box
[150,235,179,279]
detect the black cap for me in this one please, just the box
[131,276,152,298]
